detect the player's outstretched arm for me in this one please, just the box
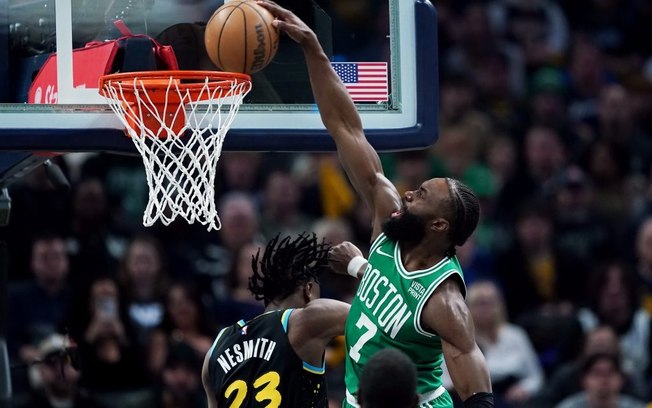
[257,0,401,241]
[202,352,219,408]
[421,279,494,407]
[287,299,351,366]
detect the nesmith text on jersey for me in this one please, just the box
[216,337,277,374]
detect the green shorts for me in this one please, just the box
[343,387,453,408]
[419,389,453,408]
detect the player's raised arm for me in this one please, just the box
[257,0,401,240]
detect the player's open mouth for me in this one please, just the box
[391,210,403,218]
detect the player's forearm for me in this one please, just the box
[447,346,492,402]
[301,36,364,143]
[301,37,385,211]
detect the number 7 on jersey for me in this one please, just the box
[348,313,377,362]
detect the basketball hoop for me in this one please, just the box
[99,70,252,231]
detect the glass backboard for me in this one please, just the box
[0,0,438,156]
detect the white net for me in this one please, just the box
[101,74,251,231]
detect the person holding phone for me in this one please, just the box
[73,276,148,392]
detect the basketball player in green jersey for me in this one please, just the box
[202,233,350,407]
[258,2,494,408]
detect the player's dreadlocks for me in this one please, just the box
[445,178,480,257]
[248,232,331,306]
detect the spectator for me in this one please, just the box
[555,353,646,408]
[495,126,568,223]
[576,260,651,398]
[475,49,528,132]
[566,36,616,128]
[117,234,169,350]
[535,326,642,406]
[495,195,587,374]
[625,75,652,142]
[495,202,583,318]
[345,199,374,255]
[260,169,313,238]
[18,333,102,408]
[485,134,518,195]
[215,152,264,196]
[392,150,433,196]
[465,280,544,407]
[79,154,148,229]
[444,2,525,98]
[582,140,632,225]
[1,159,70,281]
[487,0,569,68]
[213,242,264,327]
[432,127,497,203]
[526,67,575,147]
[216,192,262,281]
[126,342,206,408]
[74,276,148,393]
[439,73,494,154]
[312,217,354,247]
[225,243,263,305]
[549,165,614,279]
[7,233,72,363]
[148,280,215,377]
[593,84,652,177]
[456,232,495,286]
[66,178,126,290]
[561,0,639,59]
[166,192,263,301]
[289,153,356,219]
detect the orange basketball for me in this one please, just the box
[205,0,279,74]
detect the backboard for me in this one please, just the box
[0,0,438,180]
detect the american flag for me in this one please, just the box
[332,62,389,102]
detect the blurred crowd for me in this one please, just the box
[5,0,652,407]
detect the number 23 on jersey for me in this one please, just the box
[224,371,282,408]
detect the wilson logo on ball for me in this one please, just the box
[251,23,267,72]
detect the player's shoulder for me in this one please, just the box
[288,300,350,338]
[426,276,467,312]
[306,298,352,315]
[430,269,465,293]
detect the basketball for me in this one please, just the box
[205,0,280,74]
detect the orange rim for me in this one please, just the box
[98,70,252,99]
[98,70,252,138]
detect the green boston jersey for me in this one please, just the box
[343,233,466,408]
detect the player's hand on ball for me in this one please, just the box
[256,0,316,45]
[328,242,364,275]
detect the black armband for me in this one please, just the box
[463,392,494,408]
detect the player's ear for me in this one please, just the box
[303,282,313,303]
[430,218,449,233]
